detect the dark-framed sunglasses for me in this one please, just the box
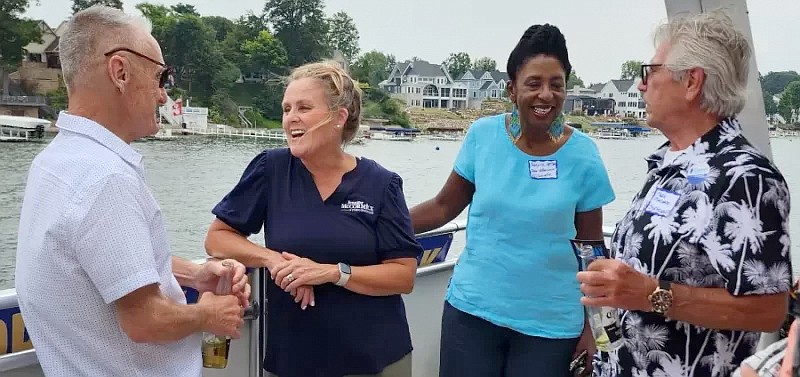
[640,64,664,85]
[104,47,173,88]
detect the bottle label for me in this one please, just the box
[603,320,622,343]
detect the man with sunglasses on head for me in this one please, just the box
[14,6,249,377]
[576,10,792,377]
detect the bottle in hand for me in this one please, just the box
[202,262,233,369]
[571,239,624,352]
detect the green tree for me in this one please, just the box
[72,0,122,13]
[620,60,643,80]
[326,11,359,63]
[264,0,330,67]
[778,81,800,123]
[170,3,198,16]
[203,16,236,42]
[219,13,268,70]
[567,71,584,89]
[442,52,470,79]
[0,0,42,95]
[760,71,800,96]
[762,89,778,116]
[350,50,395,87]
[241,30,288,76]
[472,57,496,72]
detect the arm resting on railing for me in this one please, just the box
[205,218,283,270]
[410,171,474,234]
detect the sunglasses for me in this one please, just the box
[640,64,664,85]
[104,47,173,88]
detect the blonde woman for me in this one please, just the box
[205,61,422,377]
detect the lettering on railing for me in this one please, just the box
[0,306,33,356]
[416,233,453,266]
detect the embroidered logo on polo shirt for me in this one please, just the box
[341,200,374,215]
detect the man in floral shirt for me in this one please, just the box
[576,10,792,377]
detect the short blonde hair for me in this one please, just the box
[654,10,751,117]
[287,60,363,144]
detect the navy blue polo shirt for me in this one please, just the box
[212,148,422,377]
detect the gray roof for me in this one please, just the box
[490,71,509,82]
[467,69,485,79]
[589,83,605,93]
[403,60,447,78]
[611,79,635,92]
[479,81,493,90]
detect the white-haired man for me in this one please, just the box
[15,6,250,377]
[576,11,792,377]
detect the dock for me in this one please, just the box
[177,126,288,142]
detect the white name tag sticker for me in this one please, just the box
[529,160,558,179]
[645,188,681,217]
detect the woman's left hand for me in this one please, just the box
[272,252,337,291]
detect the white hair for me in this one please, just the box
[59,5,152,90]
[654,10,751,118]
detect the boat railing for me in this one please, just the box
[0,222,782,375]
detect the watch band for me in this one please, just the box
[335,263,351,286]
[659,280,671,291]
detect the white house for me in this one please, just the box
[378,60,468,109]
[455,70,510,109]
[595,79,646,118]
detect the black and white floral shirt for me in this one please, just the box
[594,118,793,377]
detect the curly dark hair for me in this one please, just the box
[506,24,572,82]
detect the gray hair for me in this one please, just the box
[59,5,152,90]
[653,10,751,118]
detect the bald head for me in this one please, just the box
[59,5,153,91]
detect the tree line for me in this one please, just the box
[4,1,799,126]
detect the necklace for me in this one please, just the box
[505,120,564,146]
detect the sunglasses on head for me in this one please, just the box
[103,47,173,88]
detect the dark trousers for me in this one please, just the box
[440,301,579,377]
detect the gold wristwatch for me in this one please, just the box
[648,280,674,314]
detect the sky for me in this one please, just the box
[24,0,800,85]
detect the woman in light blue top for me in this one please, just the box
[410,24,615,377]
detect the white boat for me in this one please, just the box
[370,130,414,141]
[424,134,462,142]
[0,115,50,142]
[593,129,632,140]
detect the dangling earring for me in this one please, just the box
[548,113,565,142]
[508,104,522,143]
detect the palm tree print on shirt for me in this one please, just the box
[594,118,792,377]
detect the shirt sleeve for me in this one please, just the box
[576,143,616,213]
[453,119,480,183]
[375,173,424,261]
[212,150,271,235]
[705,164,792,296]
[73,174,161,304]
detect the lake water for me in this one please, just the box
[1,133,799,290]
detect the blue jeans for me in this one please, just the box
[440,301,579,377]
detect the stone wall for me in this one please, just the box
[0,105,39,118]
[10,62,62,95]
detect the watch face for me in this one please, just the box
[651,290,673,313]
[340,263,351,274]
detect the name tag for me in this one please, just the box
[645,188,681,217]
[529,160,558,179]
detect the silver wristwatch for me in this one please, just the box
[335,262,351,286]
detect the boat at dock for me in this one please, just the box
[0,115,50,142]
